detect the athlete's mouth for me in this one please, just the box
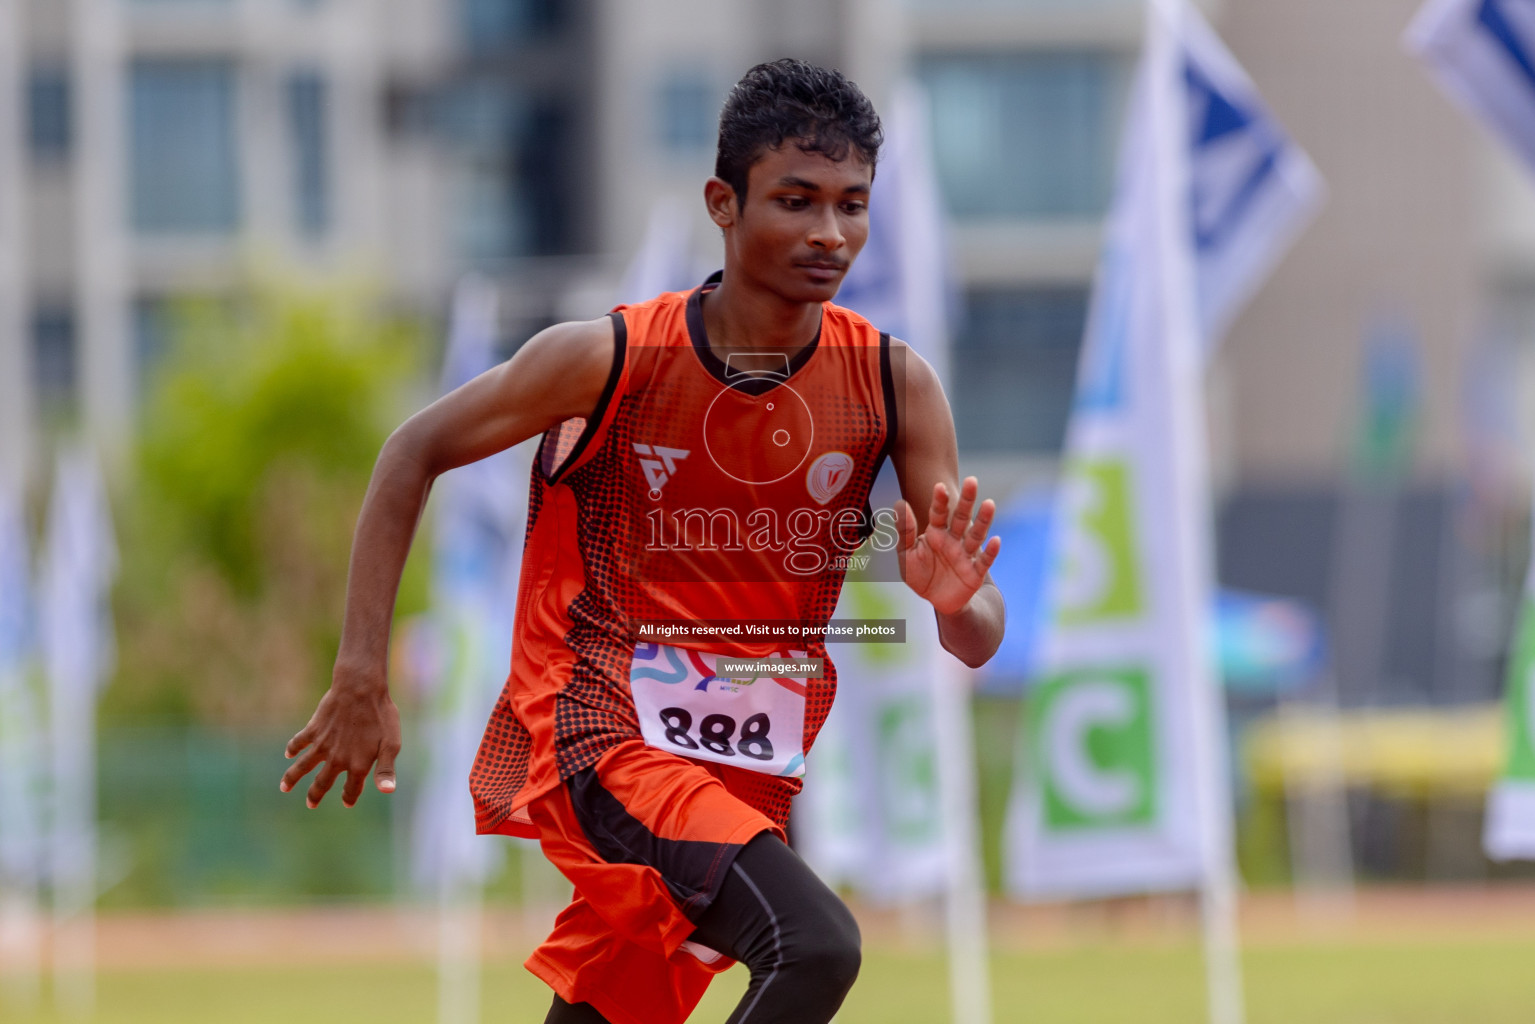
[796,260,847,277]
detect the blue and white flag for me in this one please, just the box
[1408,0,1535,174]
[1183,12,1325,345]
[410,276,529,894]
[1007,0,1320,901]
[795,82,956,904]
[0,480,42,997]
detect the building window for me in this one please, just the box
[445,80,576,260]
[129,60,240,234]
[657,73,715,153]
[28,67,71,161]
[953,288,1087,454]
[918,52,1128,220]
[287,71,329,238]
[462,0,565,53]
[32,305,77,410]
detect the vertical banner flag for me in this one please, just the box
[825,79,994,1024]
[619,197,702,304]
[800,80,953,903]
[1486,500,1535,859]
[1007,0,1321,900]
[0,481,42,1001]
[1406,0,1535,859]
[412,275,527,895]
[414,276,530,1024]
[40,447,117,1013]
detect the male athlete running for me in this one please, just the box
[280,59,1004,1024]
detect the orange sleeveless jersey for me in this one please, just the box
[469,282,896,837]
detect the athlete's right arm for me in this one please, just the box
[279,316,618,810]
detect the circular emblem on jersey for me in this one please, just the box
[805,451,855,505]
[702,382,815,486]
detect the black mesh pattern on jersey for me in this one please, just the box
[546,388,646,778]
[469,466,549,833]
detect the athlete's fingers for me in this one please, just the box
[963,499,996,554]
[948,477,979,537]
[306,762,342,809]
[976,535,1001,574]
[341,766,367,809]
[927,481,950,532]
[375,741,399,794]
[280,746,324,793]
[893,500,919,552]
[284,723,317,759]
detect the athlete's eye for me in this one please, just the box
[778,195,810,209]
[840,201,867,215]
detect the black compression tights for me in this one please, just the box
[543,832,861,1024]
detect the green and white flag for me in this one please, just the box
[1484,513,1535,859]
[799,81,954,904]
[1404,0,1535,864]
[1007,0,1321,901]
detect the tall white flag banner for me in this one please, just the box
[801,81,952,905]
[810,82,993,1024]
[1007,0,1320,902]
[411,275,525,895]
[40,447,117,1015]
[1407,0,1535,174]
[618,197,701,306]
[1484,501,1535,859]
[413,276,532,1024]
[0,481,42,1003]
[1405,0,1535,860]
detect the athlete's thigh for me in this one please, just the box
[686,831,860,971]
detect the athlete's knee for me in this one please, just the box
[800,929,861,995]
[784,896,861,996]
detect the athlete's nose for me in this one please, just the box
[805,205,845,252]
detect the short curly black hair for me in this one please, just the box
[715,59,883,205]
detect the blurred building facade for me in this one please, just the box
[4,0,1535,714]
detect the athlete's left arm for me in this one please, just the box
[888,342,1005,668]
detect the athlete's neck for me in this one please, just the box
[698,274,822,360]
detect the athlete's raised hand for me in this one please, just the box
[280,674,401,809]
[893,477,1001,616]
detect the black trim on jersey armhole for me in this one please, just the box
[546,311,627,485]
[877,332,898,468]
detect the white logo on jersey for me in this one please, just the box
[633,443,690,498]
[805,451,855,505]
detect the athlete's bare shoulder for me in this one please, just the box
[393,315,618,475]
[509,316,619,422]
[886,337,948,429]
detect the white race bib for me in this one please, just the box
[629,643,808,777]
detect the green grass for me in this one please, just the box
[9,939,1535,1024]
[10,937,1535,1024]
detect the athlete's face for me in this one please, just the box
[707,143,872,304]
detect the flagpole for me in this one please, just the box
[933,658,993,1024]
[1147,1,1244,1022]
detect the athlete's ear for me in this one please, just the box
[704,176,739,229]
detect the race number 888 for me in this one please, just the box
[658,708,774,760]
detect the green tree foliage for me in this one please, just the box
[109,285,429,729]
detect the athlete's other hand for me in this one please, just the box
[280,673,401,809]
[894,477,1001,616]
